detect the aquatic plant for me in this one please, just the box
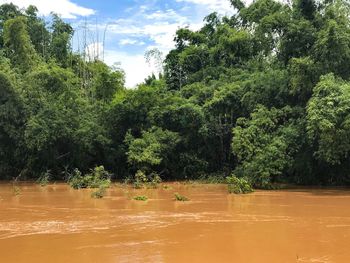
[162,184,172,190]
[12,185,21,196]
[133,195,148,201]
[226,175,253,194]
[174,193,189,201]
[91,186,107,199]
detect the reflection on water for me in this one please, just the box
[0,183,349,262]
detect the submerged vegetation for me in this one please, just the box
[91,186,107,199]
[133,195,148,201]
[1,0,350,188]
[174,193,190,201]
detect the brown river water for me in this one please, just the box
[0,183,350,263]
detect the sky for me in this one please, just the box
[0,0,235,87]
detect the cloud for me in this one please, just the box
[104,8,199,52]
[85,42,103,61]
[119,39,145,46]
[103,50,158,88]
[175,0,233,14]
[71,1,236,88]
[0,0,95,19]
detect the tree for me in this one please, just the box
[0,71,25,178]
[125,127,180,174]
[49,14,73,66]
[307,74,350,165]
[3,16,38,71]
[232,106,302,188]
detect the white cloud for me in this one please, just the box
[85,42,103,61]
[0,0,95,19]
[99,6,211,87]
[106,14,197,52]
[72,1,239,88]
[175,0,233,15]
[105,50,157,88]
[104,50,158,88]
[119,39,145,46]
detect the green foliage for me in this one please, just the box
[132,170,162,189]
[126,127,180,172]
[133,170,148,189]
[13,185,21,196]
[2,1,350,186]
[133,195,148,201]
[69,166,111,190]
[307,74,350,164]
[91,186,107,199]
[232,106,302,188]
[3,16,38,71]
[174,193,190,201]
[37,170,51,186]
[226,175,253,194]
[148,172,162,189]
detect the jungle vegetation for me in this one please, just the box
[1,0,350,188]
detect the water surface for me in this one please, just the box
[0,183,349,262]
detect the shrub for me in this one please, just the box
[226,175,253,194]
[174,193,189,201]
[84,166,111,188]
[147,172,162,189]
[68,168,85,189]
[133,195,148,201]
[37,170,51,186]
[68,166,111,189]
[133,170,162,189]
[133,170,148,189]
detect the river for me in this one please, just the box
[0,183,349,262]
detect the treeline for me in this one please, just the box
[1,0,350,187]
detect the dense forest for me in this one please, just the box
[1,0,350,187]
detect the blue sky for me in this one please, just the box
[0,0,234,86]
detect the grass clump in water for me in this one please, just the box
[226,175,253,194]
[162,184,172,190]
[68,166,111,189]
[91,186,107,199]
[174,193,189,201]
[13,185,21,196]
[12,176,21,196]
[133,195,148,201]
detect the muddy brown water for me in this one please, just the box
[0,183,350,263]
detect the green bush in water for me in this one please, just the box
[133,170,148,189]
[37,170,51,186]
[147,172,162,189]
[132,170,162,189]
[133,195,148,201]
[69,166,111,189]
[174,193,189,201]
[226,175,253,194]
